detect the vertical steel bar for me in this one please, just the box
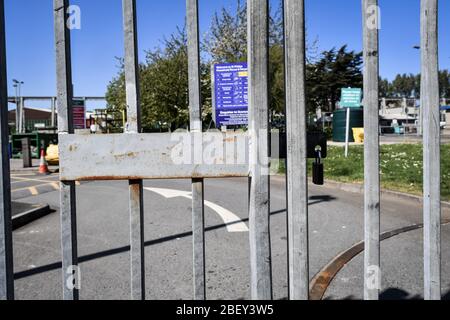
[421,0,441,301]
[0,0,14,301]
[15,97,19,133]
[284,0,309,300]
[418,101,423,136]
[186,0,206,300]
[20,97,25,133]
[128,179,145,300]
[191,178,205,300]
[248,0,272,300]
[15,89,20,133]
[51,97,56,128]
[54,0,78,300]
[122,0,145,300]
[18,97,22,133]
[402,97,408,114]
[362,0,381,300]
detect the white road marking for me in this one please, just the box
[11,176,58,184]
[145,187,249,233]
[12,182,59,193]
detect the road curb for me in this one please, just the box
[12,203,53,230]
[309,220,450,300]
[271,174,450,209]
[322,179,450,210]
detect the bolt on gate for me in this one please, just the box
[0,0,443,300]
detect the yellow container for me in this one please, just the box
[352,128,364,143]
[45,144,59,165]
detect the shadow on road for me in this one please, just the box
[14,194,337,281]
[326,288,450,300]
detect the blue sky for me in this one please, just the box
[3,0,450,110]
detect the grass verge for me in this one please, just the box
[277,143,450,201]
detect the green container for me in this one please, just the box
[333,108,364,142]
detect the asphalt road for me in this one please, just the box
[10,172,69,201]
[11,175,450,300]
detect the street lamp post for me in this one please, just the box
[12,79,24,133]
[13,83,18,132]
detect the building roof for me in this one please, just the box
[10,106,55,113]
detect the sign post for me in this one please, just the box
[345,107,351,157]
[340,88,362,157]
[213,63,248,128]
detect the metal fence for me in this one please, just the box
[0,0,442,300]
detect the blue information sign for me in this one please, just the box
[214,62,248,126]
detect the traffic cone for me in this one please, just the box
[38,147,50,175]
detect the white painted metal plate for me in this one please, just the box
[59,132,250,181]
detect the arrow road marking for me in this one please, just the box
[144,187,249,233]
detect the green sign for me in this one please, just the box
[340,88,362,108]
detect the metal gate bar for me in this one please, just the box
[54,0,79,301]
[362,0,381,300]
[0,0,14,301]
[0,0,443,301]
[421,0,441,301]
[186,0,206,300]
[122,0,146,300]
[248,0,272,300]
[284,0,309,300]
[53,0,248,301]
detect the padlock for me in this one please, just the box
[313,146,324,185]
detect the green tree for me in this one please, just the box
[439,70,450,98]
[106,28,211,132]
[391,73,417,97]
[204,1,288,115]
[379,77,393,97]
[204,0,247,64]
[381,70,450,99]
